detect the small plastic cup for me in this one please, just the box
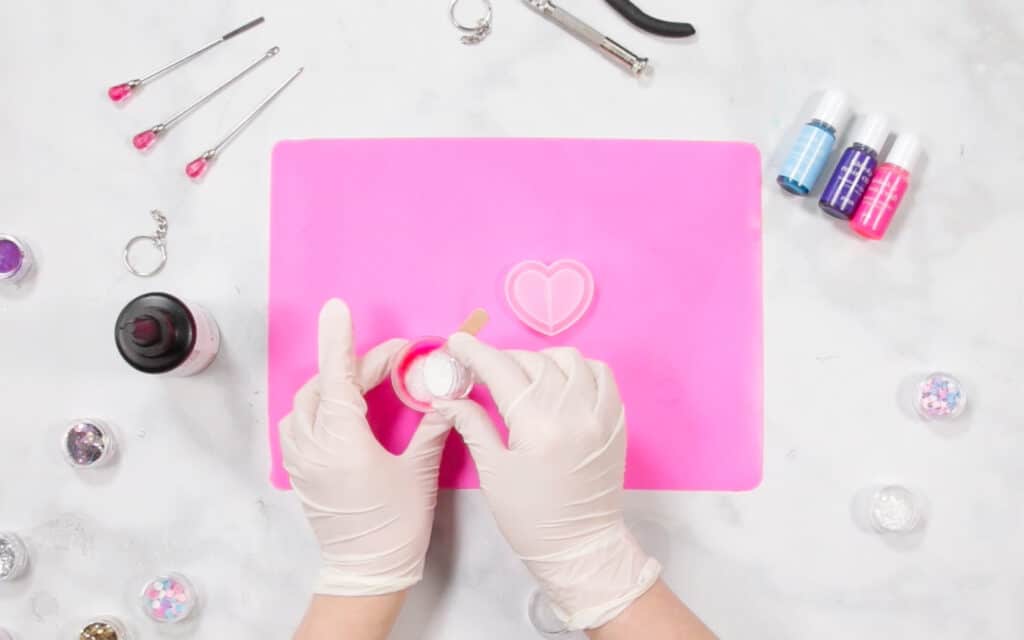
[139,572,199,624]
[391,337,474,412]
[62,419,117,469]
[0,532,29,581]
[78,616,130,639]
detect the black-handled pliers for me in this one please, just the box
[604,0,696,37]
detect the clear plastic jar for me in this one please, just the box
[0,531,28,581]
[78,616,130,639]
[62,419,117,469]
[0,234,33,284]
[867,485,924,534]
[914,372,967,421]
[528,589,569,636]
[139,572,199,624]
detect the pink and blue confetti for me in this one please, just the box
[916,372,966,420]
[140,573,196,623]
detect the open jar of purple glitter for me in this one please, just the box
[0,234,33,284]
[62,419,117,469]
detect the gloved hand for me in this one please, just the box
[280,299,451,597]
[434,333,661,630]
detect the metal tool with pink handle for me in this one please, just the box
[185,67,303,180]
[132,47,280,151]
[107,17,265,103]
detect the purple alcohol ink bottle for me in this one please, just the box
[819,114,889,219]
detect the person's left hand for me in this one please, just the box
[280,299,451,597]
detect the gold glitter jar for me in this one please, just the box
[78,617,129,640]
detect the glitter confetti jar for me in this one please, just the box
[0,532,29,581]
[139,572,198,624]
[79,616,129,640]
[868,485,924,534]
[62,419,117,468]
[0,234,33,283]
[915,372,967,420]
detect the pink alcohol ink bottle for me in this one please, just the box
[851,134,922,240]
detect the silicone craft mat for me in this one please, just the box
[269,138,763,491]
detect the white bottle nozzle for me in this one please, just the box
[886,133,922,171]
[850,114,890,153]
[811,90,851,129]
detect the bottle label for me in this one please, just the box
[173,302,221,377]
[779,124,836,190]
[820,148,877,216]
[852,166,910,238]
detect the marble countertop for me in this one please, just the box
[2,0,1022,638]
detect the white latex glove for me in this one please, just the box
[280,299,451,597]
[435,333,661,630]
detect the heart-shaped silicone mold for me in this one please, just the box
[505,259,595,336]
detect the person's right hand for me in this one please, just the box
[434,333,661,631]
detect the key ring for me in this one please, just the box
[450,0,493,45]
[124,210,168,277]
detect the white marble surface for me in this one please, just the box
[2,0,1022,638]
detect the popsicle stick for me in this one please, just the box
[457,308,489,336]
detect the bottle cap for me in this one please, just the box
[886,133,922,171]
[811,90,850,129]
[850,114,889,152]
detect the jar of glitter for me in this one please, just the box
[915,372,967,421]
[0,532,29,581]
[139,572,199,624]
[867,485,924,534]
[0,234,33,284]
[78,616,130,640]
[62,419,117,469]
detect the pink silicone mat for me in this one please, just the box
[269,138,763,491]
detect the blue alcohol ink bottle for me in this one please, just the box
[777,90,850,195]
[819,114,889,219]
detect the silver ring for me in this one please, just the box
[123,235,167,277]
[450,0,492,43]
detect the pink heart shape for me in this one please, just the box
[505,259,595,336]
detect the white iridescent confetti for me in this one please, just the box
[870,486,923,534]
